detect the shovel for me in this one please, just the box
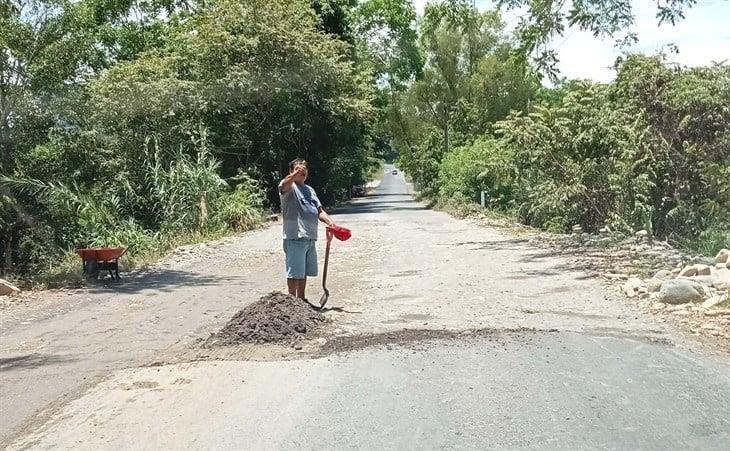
[319,228,334,309]
[319,225,352,309]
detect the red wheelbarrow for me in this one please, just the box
[76,247,127,280]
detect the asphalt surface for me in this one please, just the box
[2,165,729,450]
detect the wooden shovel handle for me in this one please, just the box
[322,229,333,290]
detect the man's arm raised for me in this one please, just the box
[279,166,304,194]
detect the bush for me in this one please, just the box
[212,172,266,232]
[676,222,730,257]
[438,138,514,207]
[491,56,729,242]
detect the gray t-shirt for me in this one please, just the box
[279,182,322,240]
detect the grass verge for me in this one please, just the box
[24,219,268,290]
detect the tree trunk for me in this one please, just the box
[2,233,12,276]
[443,113,449,155]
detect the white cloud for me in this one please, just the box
[411,0,730,81]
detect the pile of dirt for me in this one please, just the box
[206,292,326,346]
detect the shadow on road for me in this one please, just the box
[0,354,77,372]
[85,269,247,295]
[453,238,531,249]
[335,199,428,215]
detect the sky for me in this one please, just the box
[412,0,730,82]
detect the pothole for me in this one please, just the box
[316,327,554,355]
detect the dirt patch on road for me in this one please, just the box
[319,327,550,355]
[205,292,326,346]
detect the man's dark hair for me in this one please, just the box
[289,158,308,172]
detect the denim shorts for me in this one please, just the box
[283,239,318,279]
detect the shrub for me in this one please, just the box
[438,137,514,207]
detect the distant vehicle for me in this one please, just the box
[391,170,398,175]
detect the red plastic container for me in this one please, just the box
[327,225,351,241]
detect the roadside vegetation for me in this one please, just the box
[2,0,725,286]
[2,0,386,285]
[391,2,729,255]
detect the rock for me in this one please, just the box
[635,229,649,238]
[678,265,698,277]
[694,264,711,276]
[656,279,706,305]
[623,277,644,297]
[702,295,726,310]
[653,270,674,281]
[571,225,583,233]
[666,303,692,312]
[704,309,730,317]
[650,302,666,311]
[599,226,611,234]
[678,275,714,287]
[711,267,730,291]
[691,256,716,266]
[715,249,730,264]
[645,278,663,293]
[0,279,20,296]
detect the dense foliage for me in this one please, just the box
[1,0,403,281]
[2,0,724,283]
[393,3,728,254]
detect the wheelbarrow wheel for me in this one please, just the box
[85,259,100,282]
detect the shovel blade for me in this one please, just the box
[319,289,330,309]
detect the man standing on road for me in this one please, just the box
[279,158,335,300]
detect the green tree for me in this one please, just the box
[496,0,700,77]
[391,2,535,191]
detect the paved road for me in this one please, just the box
[2,165,729,449]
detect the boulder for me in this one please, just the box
[653,269,674,281]
[645,278,663,293]
[635,229,649,238]
[702,295,726,310]
[622,277,645,298]
[695,264,711,276]
[678,265,698,277]
[0,279,21,296]
[715,249,729,264]
[711,267,730,291]
[656,279,705,305]
[677,275,714,287]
